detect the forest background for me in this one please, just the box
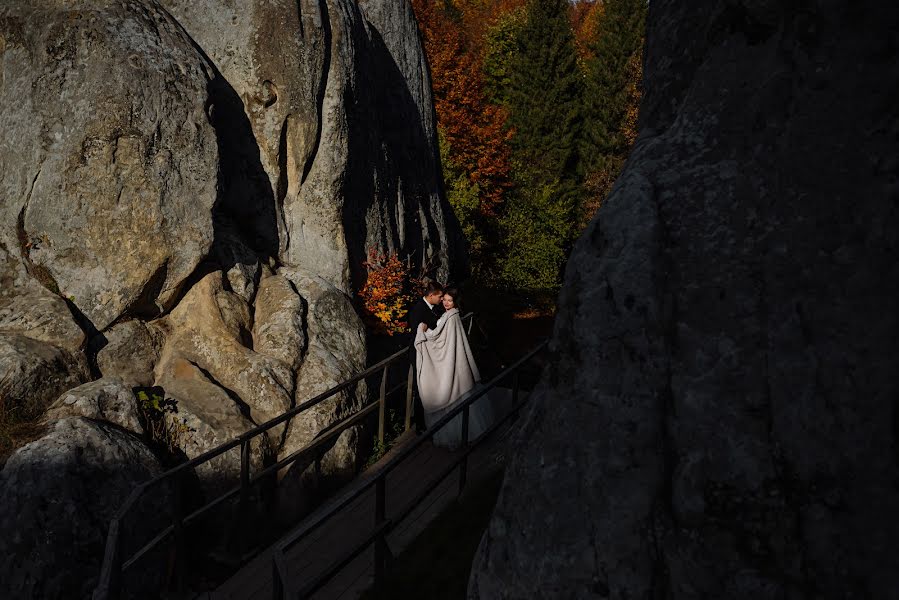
[359,0,645,344]
[413,0,646,292]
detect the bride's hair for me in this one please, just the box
[443,286,461,310]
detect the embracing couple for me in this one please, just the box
[407,282,494,449]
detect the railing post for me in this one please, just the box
[404,362,414,432]
[272,552,285,600]
[458,404,470,495]
[172,471,186,592]
[93,519,122,600]
[374,477,387,591]
[239,438,251,553]
[378,365,388,446]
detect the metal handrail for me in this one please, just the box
[271,339,548,598]
[93,312,475,600]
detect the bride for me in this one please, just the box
[414,287,494,449]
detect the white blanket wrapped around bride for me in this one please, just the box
[414,308,494,448]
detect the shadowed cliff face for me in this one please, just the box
[470,2,899,599]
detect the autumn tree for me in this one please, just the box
[412,0,514,279]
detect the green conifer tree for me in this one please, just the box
[584,0,647,160]
[499,0,585,290]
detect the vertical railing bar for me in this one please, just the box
[272,549,287,600]
[239,438,251,556]
[92,518,122,600]
[404,362,414,432]
[378,364,388,446]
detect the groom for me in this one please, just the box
[408,280,444,335]
[407,281,444,432]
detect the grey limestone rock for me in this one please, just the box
[470,2,899,599]
[0,417,164,599]
[155,270,295,428]
[0,243,85,353]
[45,377,142,434]
[155,357,271,488]
[95,320,161,388]
[0,333,89,420]
[279,269,366,482]
[0,0,219,332]
[253,270,307,372]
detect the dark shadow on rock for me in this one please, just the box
[342,15,466,292]
[206,73,280,263]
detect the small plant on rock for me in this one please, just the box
[135,388,192,457]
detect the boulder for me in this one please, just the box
[274,270,365,519]
[0,0,219,331]
[280,270,366,464]
[0,333,89,420]
[156,270,294,427]
[253,271,307,371]
[0,417,164,599]
[356,0,467,283]
[470,3,899,599]
[155,358,271,488]
[95,320,161,387]
[0,243,84,353]
[46,377,142,434]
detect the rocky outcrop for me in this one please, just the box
[159,0,464,289]
[0,0,462,595]
[0,333,89,419]
[95,321,162,388]
[0,0,219,332]
[156,358,271,486]
[470,2,899,599]
[155,270,295,427]
[46,378,142,434]
[0,244,84,352]
[281,270,366,463]
[0,418,164,599]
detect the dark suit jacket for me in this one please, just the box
[407,298,443,340]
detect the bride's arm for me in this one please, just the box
[424,311,452,340]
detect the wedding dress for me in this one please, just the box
[414,308,495,449]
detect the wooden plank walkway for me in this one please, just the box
[205,390,517,600]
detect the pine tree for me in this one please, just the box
[507,0,584,196]
[576,0,646,226]
[498,0,585,290]
[584,0,646,160]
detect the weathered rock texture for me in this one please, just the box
[470,2,899,599]
[0,0,219,332]
[46,377,142,433]
[0,418,164,598]
[158,0,464,289]
[1,0,462,596]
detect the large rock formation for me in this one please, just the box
[470,2,899,599]
[0,0,220,332]
[0,418,165,598]
[0,0,463,596]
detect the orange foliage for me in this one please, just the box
[571,0,604,64]
[412,0,514,216]
[358,250,416,336]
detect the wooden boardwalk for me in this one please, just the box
[205,391,517,600]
